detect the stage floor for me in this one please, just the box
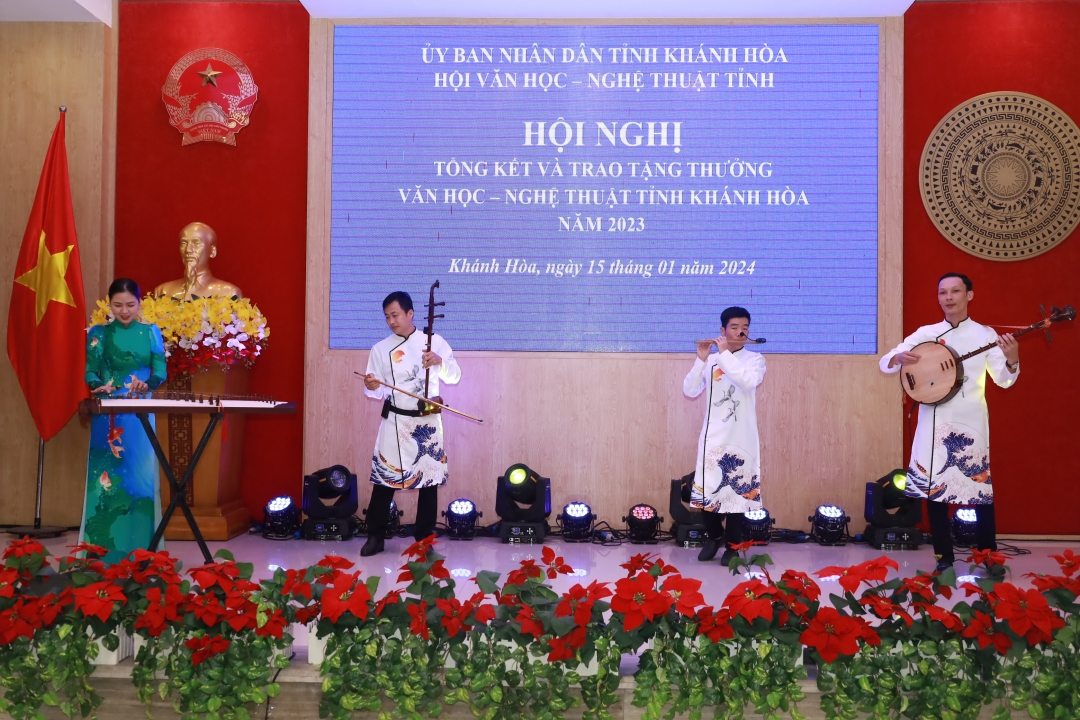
[11,530,1075,604]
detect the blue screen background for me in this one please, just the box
[330,25,879,353]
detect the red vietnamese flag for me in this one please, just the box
[7,110,88,440]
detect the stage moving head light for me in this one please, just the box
[557,501,595,542]
[669,473,709,547]
[302,465,359,541]
[810,504,850,546]
[263,496,300,540]
[496,462,551,543]
[863,469,922,550]
[624,503,662,544]
[443,498,481,540]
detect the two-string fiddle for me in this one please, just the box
[421,280,446,413]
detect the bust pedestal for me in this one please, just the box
[156,366,251,541]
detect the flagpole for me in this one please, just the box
[6,437,65,538]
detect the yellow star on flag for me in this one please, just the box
[14,230,76,325]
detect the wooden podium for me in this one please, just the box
[157,366,252,541]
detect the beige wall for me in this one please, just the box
[305,18,906,532]
[0,19,117,526]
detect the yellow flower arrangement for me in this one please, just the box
[91,295,270,375]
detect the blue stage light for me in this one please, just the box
[557,501,595,541]
[810,504,849,545]
[443,498,481,540]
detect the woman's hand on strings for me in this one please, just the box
[126,375,149,395]
[90,380,116,395]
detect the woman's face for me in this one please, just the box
[109,291,140,325]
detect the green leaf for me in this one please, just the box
[365,575,381,597]
[207,696,222,712]
[992,705,1011,720]
[267,683,281,698]
[57,624,73,640]
[43,691,60,707]
[475,571,502,595]
[159,682,169,700]
[214,549,235,561]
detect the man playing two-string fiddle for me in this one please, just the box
[684,307,767,566]
[360,291,461,557]
[880,272,1019,572]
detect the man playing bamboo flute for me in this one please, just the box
[684,306,767,566]
[879,272,1019,572]
[360,291,461,557]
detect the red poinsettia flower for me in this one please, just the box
[993,582,1065,645]
[507,559,544,587]
[901,575,940,604]
[0,601,35,645]
[547,626,587,662]
[914,603,964,633]
[1050,549,1080,578]
[815,565,868,595]
[474,603,496,624]
[620,553,656,576]
[780,570,821,602]
[67,542,108,559]
[321,573,372,623]
[966,549,1009,568]
[135,584,185,637]
[662,575,705,617]
[728,540,763,554]
[375,590,402,617]
[853,616,881,647]
[1024,573,1080,596]
[652,558,679,576]
[556,581,612,627]
[436,597,477,637]
[188,562,241,592]
[723,579,779,624]
[187,592,226,627]
[128,549,183,584]
[185,634,230,666]
[71,581,126,622]
[859,594,913,626]
[294,604,321,625]
[0,568,20,598]
[32,592,69,627]
[515,604,546,639]
[407,601,430,640]
[222,596,258,633]
[429,559,450,581]
[799,607,863,663]
[315,555,356,584]
[255,609,288,639]
[962,611,1012,654]
[541,546,574,579]
[402,535,437,561]
[611,572,673,631]
[3,537,46,561]
[696,606,735,643]
[281,569,313,601]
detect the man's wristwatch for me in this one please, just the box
[1006,360,1019,373]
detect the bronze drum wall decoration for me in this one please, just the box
[920,92,1080,261]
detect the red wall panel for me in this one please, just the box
[905,1,1080,534]
[116,1,308,520]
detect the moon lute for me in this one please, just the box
[900,305,1074,405]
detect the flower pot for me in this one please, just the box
[157,366,252,541]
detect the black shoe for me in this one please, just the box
[720,549,738,567]
[935,558,954,573]
[698,539,720,562]
[360,536,384,557]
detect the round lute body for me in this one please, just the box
[898,304,1074,406]
[900,341,964,405]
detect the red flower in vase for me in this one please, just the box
[72,581,126,622]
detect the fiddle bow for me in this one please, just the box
[422,280,445,408]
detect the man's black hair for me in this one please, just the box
[382,291,413,313]
[938,272,973,292]
[721,306,751,328]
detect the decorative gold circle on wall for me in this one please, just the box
[920,92,1080,261]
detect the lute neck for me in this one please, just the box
[955,321,1042,363]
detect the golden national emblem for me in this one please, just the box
[161,47,258,146]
